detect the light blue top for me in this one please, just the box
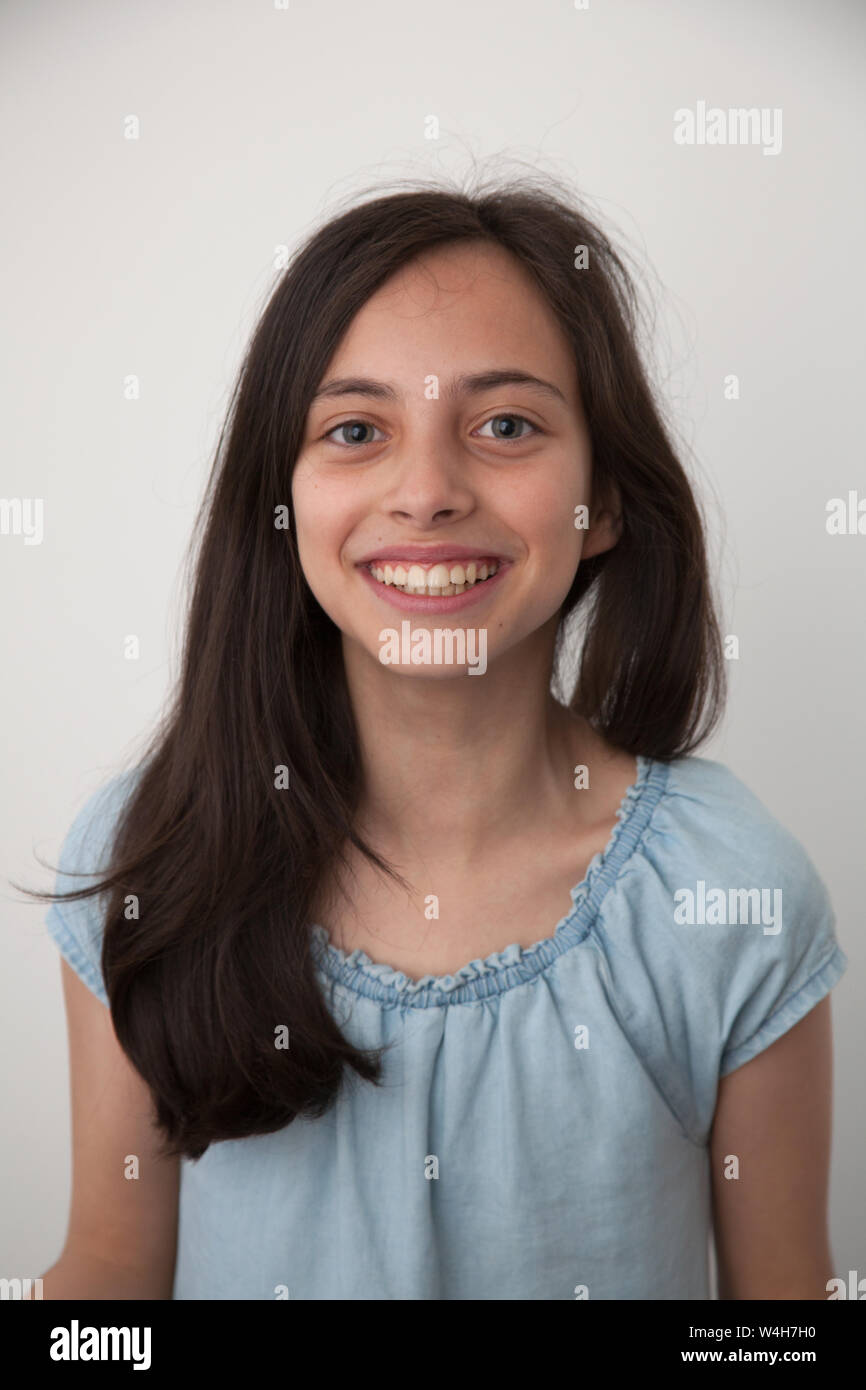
[44,754,847,1300]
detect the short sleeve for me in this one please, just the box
[44,771,139,1008]
[717,841,844,1077]
[592,756,848,1145]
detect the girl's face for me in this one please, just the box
[291,240,619,677]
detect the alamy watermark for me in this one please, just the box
[827,1269,866,1299]
[378,622,487,675]
[0,497,43,544]
[674,880,782,935]
[674,102,782,156]
[826,492,866,534]
[0,1276,43,1298]
[49,1320,151,1370]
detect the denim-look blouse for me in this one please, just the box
[44,754,847,1299]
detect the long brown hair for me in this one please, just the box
[21,174,725,1160]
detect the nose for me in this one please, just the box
[381,433,476,528]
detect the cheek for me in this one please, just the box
[510,474,582,563]
[292,473,341,564]
[290,477,372,626]
[536,456,591,558]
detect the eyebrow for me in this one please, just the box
[310,369,568,406]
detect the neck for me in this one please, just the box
[341,618,604,866]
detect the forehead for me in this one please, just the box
[325,241,576,386]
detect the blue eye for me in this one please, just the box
[323,420,386,447]
[475,414,540,441]
[321,412,542,448]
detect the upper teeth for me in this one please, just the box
[369,560,499,595]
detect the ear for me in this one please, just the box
[581,483,623,561]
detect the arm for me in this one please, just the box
[40,958,180,1299]
[710,995,835,1300]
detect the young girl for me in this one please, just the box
[33,178,846,1300]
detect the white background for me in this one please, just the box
[2,0,863,1289]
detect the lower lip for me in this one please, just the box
[358,562,510,614]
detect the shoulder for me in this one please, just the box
[591,753,847,1142]
[638,754,831,904]
[54,767,143,876]
[45,766,145,1007]
[649,752,787,837]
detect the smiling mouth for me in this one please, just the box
[366,559,501,596]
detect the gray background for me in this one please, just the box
[2,0,863,1290]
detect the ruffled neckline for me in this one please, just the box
[309,753,670,1007]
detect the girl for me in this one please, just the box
[32,177,846,1300]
